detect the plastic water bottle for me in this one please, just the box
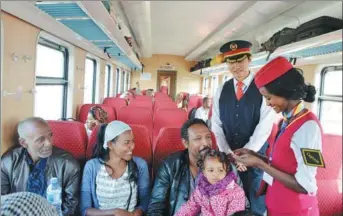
[46,177,63,216]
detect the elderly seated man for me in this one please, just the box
[1,117,81,216]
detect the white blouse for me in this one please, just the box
[96,165,137,211]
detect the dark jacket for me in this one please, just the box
[1,147,81,216]
[147,150,249,216]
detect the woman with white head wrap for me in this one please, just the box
[80,121,150,216]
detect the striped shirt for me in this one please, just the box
[96,165,137,211]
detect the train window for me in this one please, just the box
[35,39,68,120]
[127,71,131,90]
[121,70,125,93]
[202,77,209,94]
[223,75,231,84]
[123,71,127,91]
[84,58,97,103]
[104,65,112,98]
[318,66,342,135]
[116,68,121,94]
[211,76,219,96]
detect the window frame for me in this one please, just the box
[85,57,97,103]
[318,66,343,120]
[121,70,126,93]
[116,68,120,95]
[203,77,209,94]
[104,64,112,98]
[127,71,131,90]
[211,75,219,96]
[223,75,231,84]
[35,38,69,118]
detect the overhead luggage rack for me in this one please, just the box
[193,29,342,75]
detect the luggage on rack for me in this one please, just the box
[295,16,342,42]
[204,58,212,68]
[260,27,297,59]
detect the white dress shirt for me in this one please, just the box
[290,120,322,194]
[211,72,276,153]
[195,107,210,122]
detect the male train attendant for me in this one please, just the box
[211,40,276,215]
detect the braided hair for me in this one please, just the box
[197,148,231,173]
[89,106,108,123]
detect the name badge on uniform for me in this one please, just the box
[300,148,325,168]
[263,172,273,186]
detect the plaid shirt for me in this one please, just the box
[1,192,58,216]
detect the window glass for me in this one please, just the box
[34,39,68,120]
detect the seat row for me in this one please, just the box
[47,120,217,177]
[78,104,188,146]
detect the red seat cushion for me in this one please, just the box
[153,109,187,137]
[48,120,87,160]
[134,95,153,102]
[128,100,153,110]
[153,127,183,173]
[153,127,218,175]
[103,98,127,115]
[316,134,342,215]
[118,107,153,139]
[154,101,178,113]
[130,124,153,168]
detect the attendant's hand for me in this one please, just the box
[133,209,143,216]
[232,152,264,168]
[233,148,257,156]
[113,209,133,216]
[236,162,248,172]
[227,151,247,172]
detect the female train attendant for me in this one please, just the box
[232,56,324,216]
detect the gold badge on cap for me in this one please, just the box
[230,43,238,51]
[301,148,325,168]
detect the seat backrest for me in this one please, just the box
[79,104,116,123]
[153,127,184,173]
[154,92,168,98]
[188,95,202,108]
[154,101,178,113]
[86,125,101,159]
[316,134,342,216]
[153,108,187,139]
[103,98,127,114]
[48,121,87,161]
[129,100,153,110]
[154,96,173,103]
[317,134,342,180]
[130,124,153,168]
[118,107,153,138]
[153,127,218,173]
[134,95,153,102]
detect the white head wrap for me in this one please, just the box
[103,121,131,149]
